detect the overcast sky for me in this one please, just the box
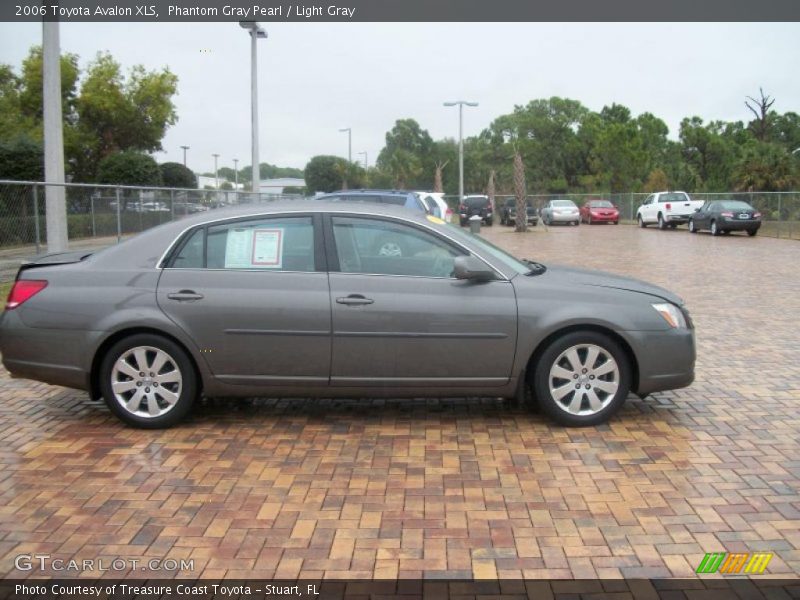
[1,22,799,175]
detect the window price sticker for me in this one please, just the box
[224,228,284,269]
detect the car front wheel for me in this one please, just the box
[747,229,758,237]
[638,215,646,228]
[100,334,198,428]
[688,219,697,233]
[658,214,667,230]
[533,331,631,427]
[711,220,720,236]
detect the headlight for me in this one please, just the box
[652,303,688,329]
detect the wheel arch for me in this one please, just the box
[524,324,640,394]
[89,327,204,401]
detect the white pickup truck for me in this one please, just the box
[637,191,704,230]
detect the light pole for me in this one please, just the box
[443,100,478,202]
[358,151,368,170]
[43,21,68,252]
[239,21,267,194]
[339,127,352,163]
[212,153,220,189]
[233,158,239,188]
[180,145,190,166]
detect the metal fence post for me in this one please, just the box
[90,191,96,238]
[115,187,122,243]
[32,184,41,254]
[777,194,782,239]
[170,189,175,221]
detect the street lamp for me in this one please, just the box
[443,100,478,202]
[358,151,368,170]
[180,145,190,167]
[239,21,267,195]
[212,153,220,189]
[339,128,352,163]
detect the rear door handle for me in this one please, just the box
[167,290,204,301]
[336,294,374,306]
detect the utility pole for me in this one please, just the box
[43,21,68,252]
[233,158,239,188]
[212,153,220,189]
[180,145,189,166]
[443,100,478,202]
[339,128,352,163]
[239,22,267,194]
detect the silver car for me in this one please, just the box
[0,202,695,428]
[541,199,581,226]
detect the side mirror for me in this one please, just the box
[454,255,495,282]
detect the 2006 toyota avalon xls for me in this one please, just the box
[0,202,695,428]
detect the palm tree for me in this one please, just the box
[487,170,496,215]
[513,152,527,232]
[434,161,448,193]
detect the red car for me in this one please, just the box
[580,200,620,224]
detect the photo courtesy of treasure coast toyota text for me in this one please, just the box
[0,0,799,597]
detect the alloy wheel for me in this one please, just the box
[111,346,183,418]
[548,344,619,416]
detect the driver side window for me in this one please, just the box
[331,216,465,278]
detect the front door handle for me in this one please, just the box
[336,294,374,306]
[167,290,204,301]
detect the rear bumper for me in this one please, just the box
[508,214,539,223]
[720,219,761,231]
[624,327,696,396]
[665,214,692,223]
[0,311,91,391]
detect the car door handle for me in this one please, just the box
[167,290,204,301]
[336,294,374,306]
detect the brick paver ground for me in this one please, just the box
[0,223,798,579]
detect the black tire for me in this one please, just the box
[485,218,493,226]
[747,229,758,237]
[669,223,678,229]
[657,213,667,230]
[688,219,697,233]
[613,221,619,225]
[460,218,467,227]
[638,214,647,228]
[722,230,731,235]
[533,331,631,427]
[574,220,580,226]
[711,220,721,236]
[100,333,198,428]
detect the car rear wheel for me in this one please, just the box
[658,213,667,230]
[688,219,697,233]
[747,229,758,237]
[100,334,197,428]
[638,215,646,228]
[533,331,630,427]
[711,220,720,236]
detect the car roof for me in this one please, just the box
[319,189,412,196]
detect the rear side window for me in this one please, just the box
[380,195,407,206]
[171,228,205,268]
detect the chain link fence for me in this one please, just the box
[444,191,800,240]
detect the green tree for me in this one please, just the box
[160,162,197,188]
[97,151,161,186]
[733,141,797,191]
[304,155,348,193]
[377,119,435,189]
[0,137,44,181]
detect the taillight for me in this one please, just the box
[665,203,672,210]
[754,212,761,218]
[721,211,734,217]
[459,204,466,211]
[5,280,47,310]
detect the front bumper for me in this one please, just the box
[624,327,696,396]
[588,213,619,222]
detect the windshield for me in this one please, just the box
[464,197,490,208]
[444,222,530,275]
[552,200,576,207]
[718,200,753,210]
[589,200,614,208]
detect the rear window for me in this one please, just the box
[658,193,690,203]
[552,200,576,207]
[718,201,753,210]
[380,195,407,206]
[465,197,490,208]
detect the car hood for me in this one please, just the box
[540,264,684,305]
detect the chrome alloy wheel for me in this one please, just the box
[110,346,183,418]
[548,343,619,416]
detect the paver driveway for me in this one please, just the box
[0,224,798,580]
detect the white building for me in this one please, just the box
[259,177,306,194]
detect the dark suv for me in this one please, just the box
[314,190,429,213]
[500,198,538,227]
[459,195,494,226]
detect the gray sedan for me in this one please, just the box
[541,199,581,226]
[0,202,695,428]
